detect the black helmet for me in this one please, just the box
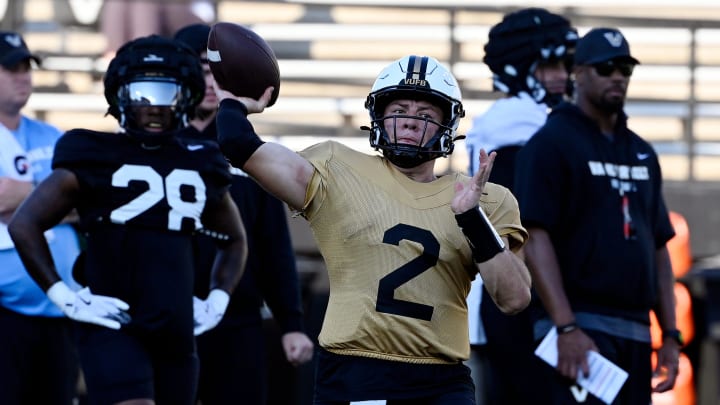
[483,8,578,106]
[173,23,211,58]
[103,35,205,142]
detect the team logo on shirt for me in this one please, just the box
[14,155,29,175]
[570,384,588,402]
[587,161,649,181]
[587,160,649,197]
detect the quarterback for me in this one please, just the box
[215,55,532,404]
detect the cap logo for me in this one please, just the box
[143,53,164,63]
[603,32,624,48]
[4,34,22,48]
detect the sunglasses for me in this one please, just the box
[592,60,635,77]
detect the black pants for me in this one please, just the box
[480,289,545,405]
[313,348,476,404]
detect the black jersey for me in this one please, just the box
[53,128,231,233]
[515,102,675,322]
[52,128,232,337]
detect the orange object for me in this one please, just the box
[650,282,694,349]
[651,352,696,405]
[667,211,692,278]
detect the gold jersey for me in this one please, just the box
[299,141,527,364]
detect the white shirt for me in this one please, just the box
[465,92,548,345]
[465,92,549,176]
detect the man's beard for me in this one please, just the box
[595,93,625,114]
[598,100,624,114]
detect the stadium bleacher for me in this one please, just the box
[10,1,720,182]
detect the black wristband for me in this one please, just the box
[556,322,578,335]
[216,99,264,168]
[455,206,505,263]
[662,329,684,346]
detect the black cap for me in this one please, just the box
[574,28,640,65]
[0,31,40,68]
[173,24,211,57]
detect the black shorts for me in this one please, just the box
[76,323,199,404]
[313,348,475,404]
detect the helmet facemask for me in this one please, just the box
[367,94,457,168]
[526,42,576,107]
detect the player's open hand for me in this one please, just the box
[213,83,274,114]
[452,149,496,214]
[47,282,131,330]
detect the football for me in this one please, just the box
[207,22,280,107]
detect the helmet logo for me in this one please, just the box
[403,78,427,87]
[143,53,164,63]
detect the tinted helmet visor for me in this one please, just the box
[121,80,184,107]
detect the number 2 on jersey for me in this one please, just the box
[109,164,206,230]
[376,224,439,321]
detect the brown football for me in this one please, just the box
[207,22,280,107]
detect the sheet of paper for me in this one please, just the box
[534,327,629,405]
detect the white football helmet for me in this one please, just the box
[364,55,465,168]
